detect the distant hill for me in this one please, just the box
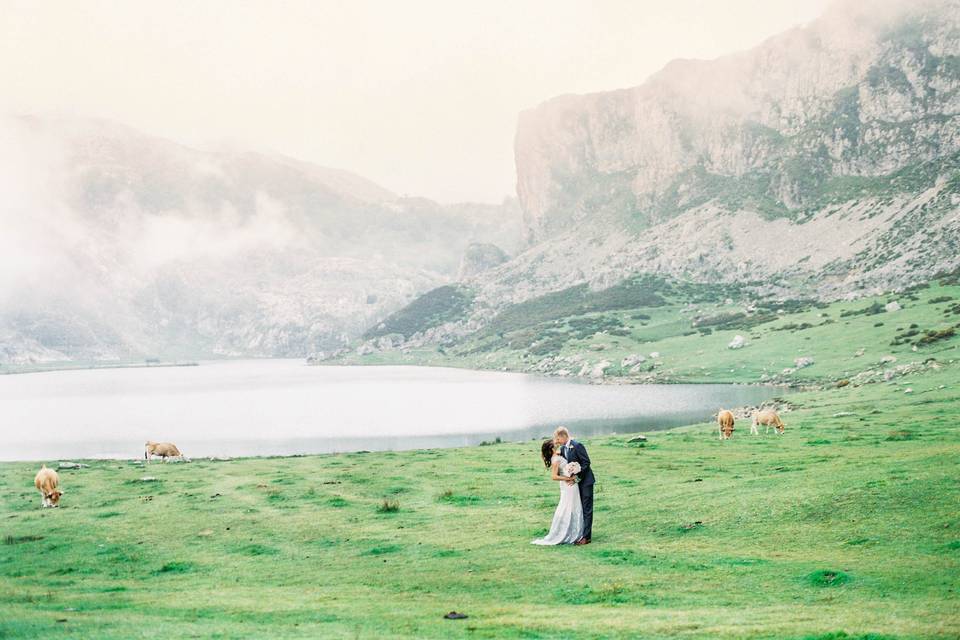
[0,116,522,364]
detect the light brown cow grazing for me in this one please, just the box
[145,441,183,462]
[751,410,785,435]
[717,409,735,440]
[34,465,62,508]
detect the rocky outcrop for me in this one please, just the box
[457,243,509,280]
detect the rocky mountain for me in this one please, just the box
[502,0,960,300]
[0,116,522,364]
[350,0,960,355]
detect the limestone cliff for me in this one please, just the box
[501,0,960,303]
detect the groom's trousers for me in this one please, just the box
[579,482,594,540]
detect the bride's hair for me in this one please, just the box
[540,440,555,468]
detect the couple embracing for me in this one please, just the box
[532,426,595,546]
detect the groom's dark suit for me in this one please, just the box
[564,439,595,541]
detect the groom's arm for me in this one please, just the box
[575,442,591,474]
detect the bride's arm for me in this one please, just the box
[550,460,574,484]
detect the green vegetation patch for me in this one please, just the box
[152,561,195,575]
[362,544,402,556]
[806,569,852,587]
[437,489,482,506]
[376,499,401,513]
[235,544,280,556]
[485,274,671,336]
[3,535,44,545]
[364,285,473,339]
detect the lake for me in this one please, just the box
[0,360,786,460]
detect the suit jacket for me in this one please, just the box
[563,439,595,486]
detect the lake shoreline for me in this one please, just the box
[0,360,788,462]
[308,359,806,390]
[0,360,199,376]
[3,357,804,390]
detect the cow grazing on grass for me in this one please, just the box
[751,410,785,435]
[145,441,183,462]
[717,409,735,440]
[34,465,62,508]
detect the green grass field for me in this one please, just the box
[2,283,959,639]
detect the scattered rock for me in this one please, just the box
[649,351,661,359]
[139,476,158,482]
[375,334,404,350]
[854,348,865,357]
[444,611,469,620]
[728,335,746,350]
[885,301,902,312]
[621,354,646,368]
[836,379,850,388]
[880,355,897,364]
[832,411,856,417]
[589,343,607,351]
[57,462,89,469]
[904,388,913,394]
[588,360,612,379]
[794,356,815,369]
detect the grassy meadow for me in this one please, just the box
[2,281,959,638]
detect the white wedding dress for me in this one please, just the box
[531,455,583,545]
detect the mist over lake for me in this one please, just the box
[0,360,784,460]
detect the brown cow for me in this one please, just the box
[717,409,735,440]
[145,441,183,462]
[751,410,785,435]
[34,465,62,508]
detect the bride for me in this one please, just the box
[531,439,583,545]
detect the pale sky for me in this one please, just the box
[0,0,831,203]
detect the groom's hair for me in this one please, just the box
[540,440,555,467]
[554,426,570,438]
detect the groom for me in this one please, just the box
[554,426,595,545]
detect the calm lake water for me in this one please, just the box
[0,360,785,461]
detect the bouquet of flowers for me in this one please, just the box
[565,461,582,481]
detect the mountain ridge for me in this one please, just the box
[349,0,960,359]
